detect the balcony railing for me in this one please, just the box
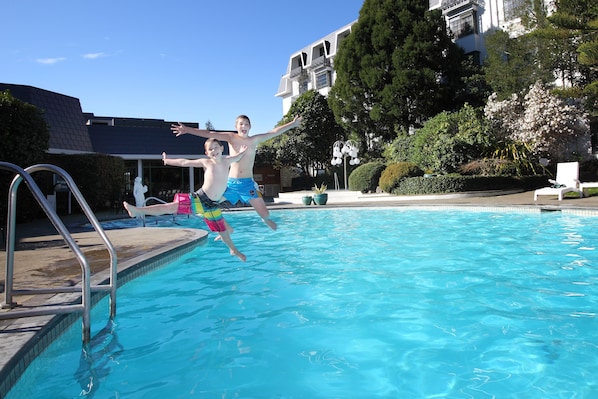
[290,66,305,78]
[311,56,331,70]
[442,0,483,12]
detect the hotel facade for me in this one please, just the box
[276,0,538,115]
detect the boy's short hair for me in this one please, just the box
[204,137,223,150]
[235,115,251,125]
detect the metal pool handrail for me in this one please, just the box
[0,162,118,344]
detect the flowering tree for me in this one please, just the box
[485,81,590,162]
[484,92,524,141]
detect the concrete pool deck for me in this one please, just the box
[2,189,598,395]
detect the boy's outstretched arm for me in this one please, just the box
[162,152,205,168]
[225,145,248,164]
[171,122,235,141]
[253,115,303,144]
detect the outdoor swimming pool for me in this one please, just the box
[6,207,598,398]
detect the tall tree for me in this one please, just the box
[329,0,466,146]
[483,29,552,99]
[524,0,596,93]
[483,1,557,100]
[547,0,598,115]
[258,90,343,175]
[0,90,49,166]
[484,0,596,106]
[0,90,50,221]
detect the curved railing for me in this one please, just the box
[0,162,117,343]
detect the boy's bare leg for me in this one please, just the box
[214,219,233,241]
[249,197,277,230]
[217,229,246,261]
[123,201,178,218]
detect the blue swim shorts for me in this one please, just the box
[223,177,262,205]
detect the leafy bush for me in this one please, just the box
[383,129,413,163]
[46,153,125,211]
[0,90,49,167]
[0,90,50,222]
[460,158,518,176]
[490,140,539,176]
[408,104,493,174]
[348,162,386,193]
[379,162,423,193]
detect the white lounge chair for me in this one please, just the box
[534,161,582,201]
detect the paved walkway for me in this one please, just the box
[1,189,598,396]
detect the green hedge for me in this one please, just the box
[393,175,548,195]
[45,153,125,212]
[348,162,386,193]
[379,162,423,193]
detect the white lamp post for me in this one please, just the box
[331,140,360,190]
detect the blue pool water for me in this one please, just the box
[6,207,598,398]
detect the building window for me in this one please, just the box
[316,71,331,89]
[449,11,476,39]
[504,0,524,20]
[299,80,308,94]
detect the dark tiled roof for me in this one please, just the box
[87,124,209,158]
[1,83,222,158]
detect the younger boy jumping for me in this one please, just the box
[124,138,247,261]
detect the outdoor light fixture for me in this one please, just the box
[331,140,360,190]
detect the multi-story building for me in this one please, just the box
[275,21,354,117]
[276,0,537,114]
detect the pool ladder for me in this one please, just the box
[0,162,118,344]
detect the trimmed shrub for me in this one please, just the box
[394,175,548,195]
[348,162,386,193]
[396,175,466,194]
[379,162,423,193]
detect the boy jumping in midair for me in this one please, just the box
[124,138,247,261]
[171,114,302,230]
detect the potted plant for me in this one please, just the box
[312,183,328,205]
[423,169,437,178]
[301,195,313,205]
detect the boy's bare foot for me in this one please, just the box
[263,217,277,231]
[123,201,141,218]
[231,249,246,262]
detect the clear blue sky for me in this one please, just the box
[2,1,364,135]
